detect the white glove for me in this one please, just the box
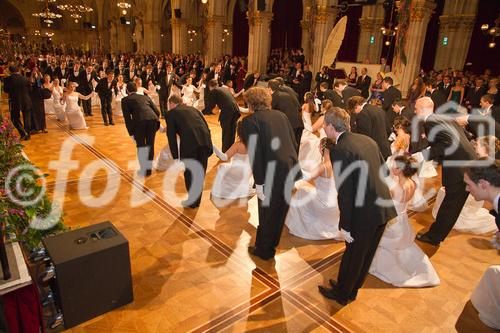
[388,132,396,142]
[239,106,249,113]
[130,135,134,141]
[256,184,265,201]
[341,229,354,243]
[158,125,166,133]
[213,145,228,161]
[156,85,161,91]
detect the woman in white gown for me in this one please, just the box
[42,74,55,115]
[63,82,92,130]
[432,136,498,234]
[285,140,343,241]
[211,122,255,199]
[298,92,327,175]
[51,78,66,122]
[193,73,207,112]
[114,74,127,116]
[181,77,199,107]
[91,71,104,108]
[370,154,440,287]
[147,81,160,107]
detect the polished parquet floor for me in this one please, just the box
[13,103,499,333]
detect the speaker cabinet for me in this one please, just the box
[174,8,182,18]
[257,0,266,11]
[43,221,133,329]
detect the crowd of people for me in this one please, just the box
[2,47,499,329]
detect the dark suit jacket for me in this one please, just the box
[342,86,361,105]
[330,132,397,232]
[141,72,156,87]
[430,89,447,112]
[121,93,160,136]
[271,91,304,130]
[4,73,32,112]
[241,108,299,186]
[243,74,259,90]
[302,70,313,92]
[157,71,181,97]
[437,83,452,99]
[95,78,117,99]
[67,67,82,85]
[356,75,371,99]
[386,106,414,134]
[53,67,69,82]
[466,106,500,139]
[77,71,98,95]
[355,104,392,159]
[206,87,240,122]
[124,67,138,83]
[424,114,476,187]
[466,86,488,108]
[278,85,300,105]
[323,89,344,108]
[166,105,213,160]
[382,86,402,113]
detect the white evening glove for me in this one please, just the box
[341,229,354,243]
[156,85,161,91]
[388,132,396,142]
[213,145,228,161]
[256,184,265,201]
[158,125,166,133]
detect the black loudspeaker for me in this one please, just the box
[43,221,133,329]
[257,0,265,11]
[174,8,182,18]
[120,16,126,24]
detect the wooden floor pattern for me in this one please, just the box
[17,106,499,333]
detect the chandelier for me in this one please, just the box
[33,0,62,28]
[380,0,398,46]
[481,14,500,48]
[57,1,93,23]
[117,2,132,15]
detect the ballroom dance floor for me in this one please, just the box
[15,105,498,333]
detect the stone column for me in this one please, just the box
[310,7,337,74]
[117,24,133,52]
[171,18,188,54]
[143,21,160,52]
[301,20,312,62]
[357,17,384,63]
[247,11,273,73]
[393,0,435,96]
[223,25,233,55]
[205,15,225,63]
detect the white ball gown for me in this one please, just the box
[65,95,88,130]
[114,83,127,116]
[91,80,100,108]
[298,112,326,175]
[181,84,198,107]
[52,86,66,122]
[285,173,343,241]
[148,82,160,107]
[432,187,497,234]
[211,153,255,199]
[193,83,205,112]
[44,91,55,115]
[369,192,440,287]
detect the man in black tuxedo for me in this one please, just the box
[463,160,500,237]
[121,82,160,177]
[157,62,181,118]
[67,62,82,85]
[456,94,500,139]
[466,78,488,110]
[141,65,156,88]
[78,64,98,116]
[206,79,241,152]
[339,79,361,105]
[166,94,213,208]
[425,79,447,112]
[356,67,371,99]
[203,63,222,115]
[437,75,452,99]
[53,62,69,83]
[301,64,313,97]
[243,70,261,90]
[44,62,57,80]
[414,97,476,246]
[268,79,303,152]
[319,82,343,108]
[95,70,117,126]
[386,100,414,133]
[3,66,32,140]
[242,87,299,260]
[381,77,402,113]
[318,107,396,305]
[347,96,391,159]
[275,76,300,105]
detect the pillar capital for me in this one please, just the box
[300,19,311,31]
[439,15,461,30]
[409,0,436,23]
[314,7,335,24]
[247,10,273,26]
[205,15,225,27]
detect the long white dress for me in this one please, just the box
[471,265,500,330]
[114,83,127,116]
[91,80,100,107]
[211,153,255,199]
[432,187,497,234]
[181,84,198,106]
[148,82,160,107]
[285,172,343,241]
[369,191,440,287]
[298,112,326,175]
[52,86,66,122]
[44,93,55,115]
[193,83,205,112]
[65,95,88,130]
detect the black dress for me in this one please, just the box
[30,81,46,132]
